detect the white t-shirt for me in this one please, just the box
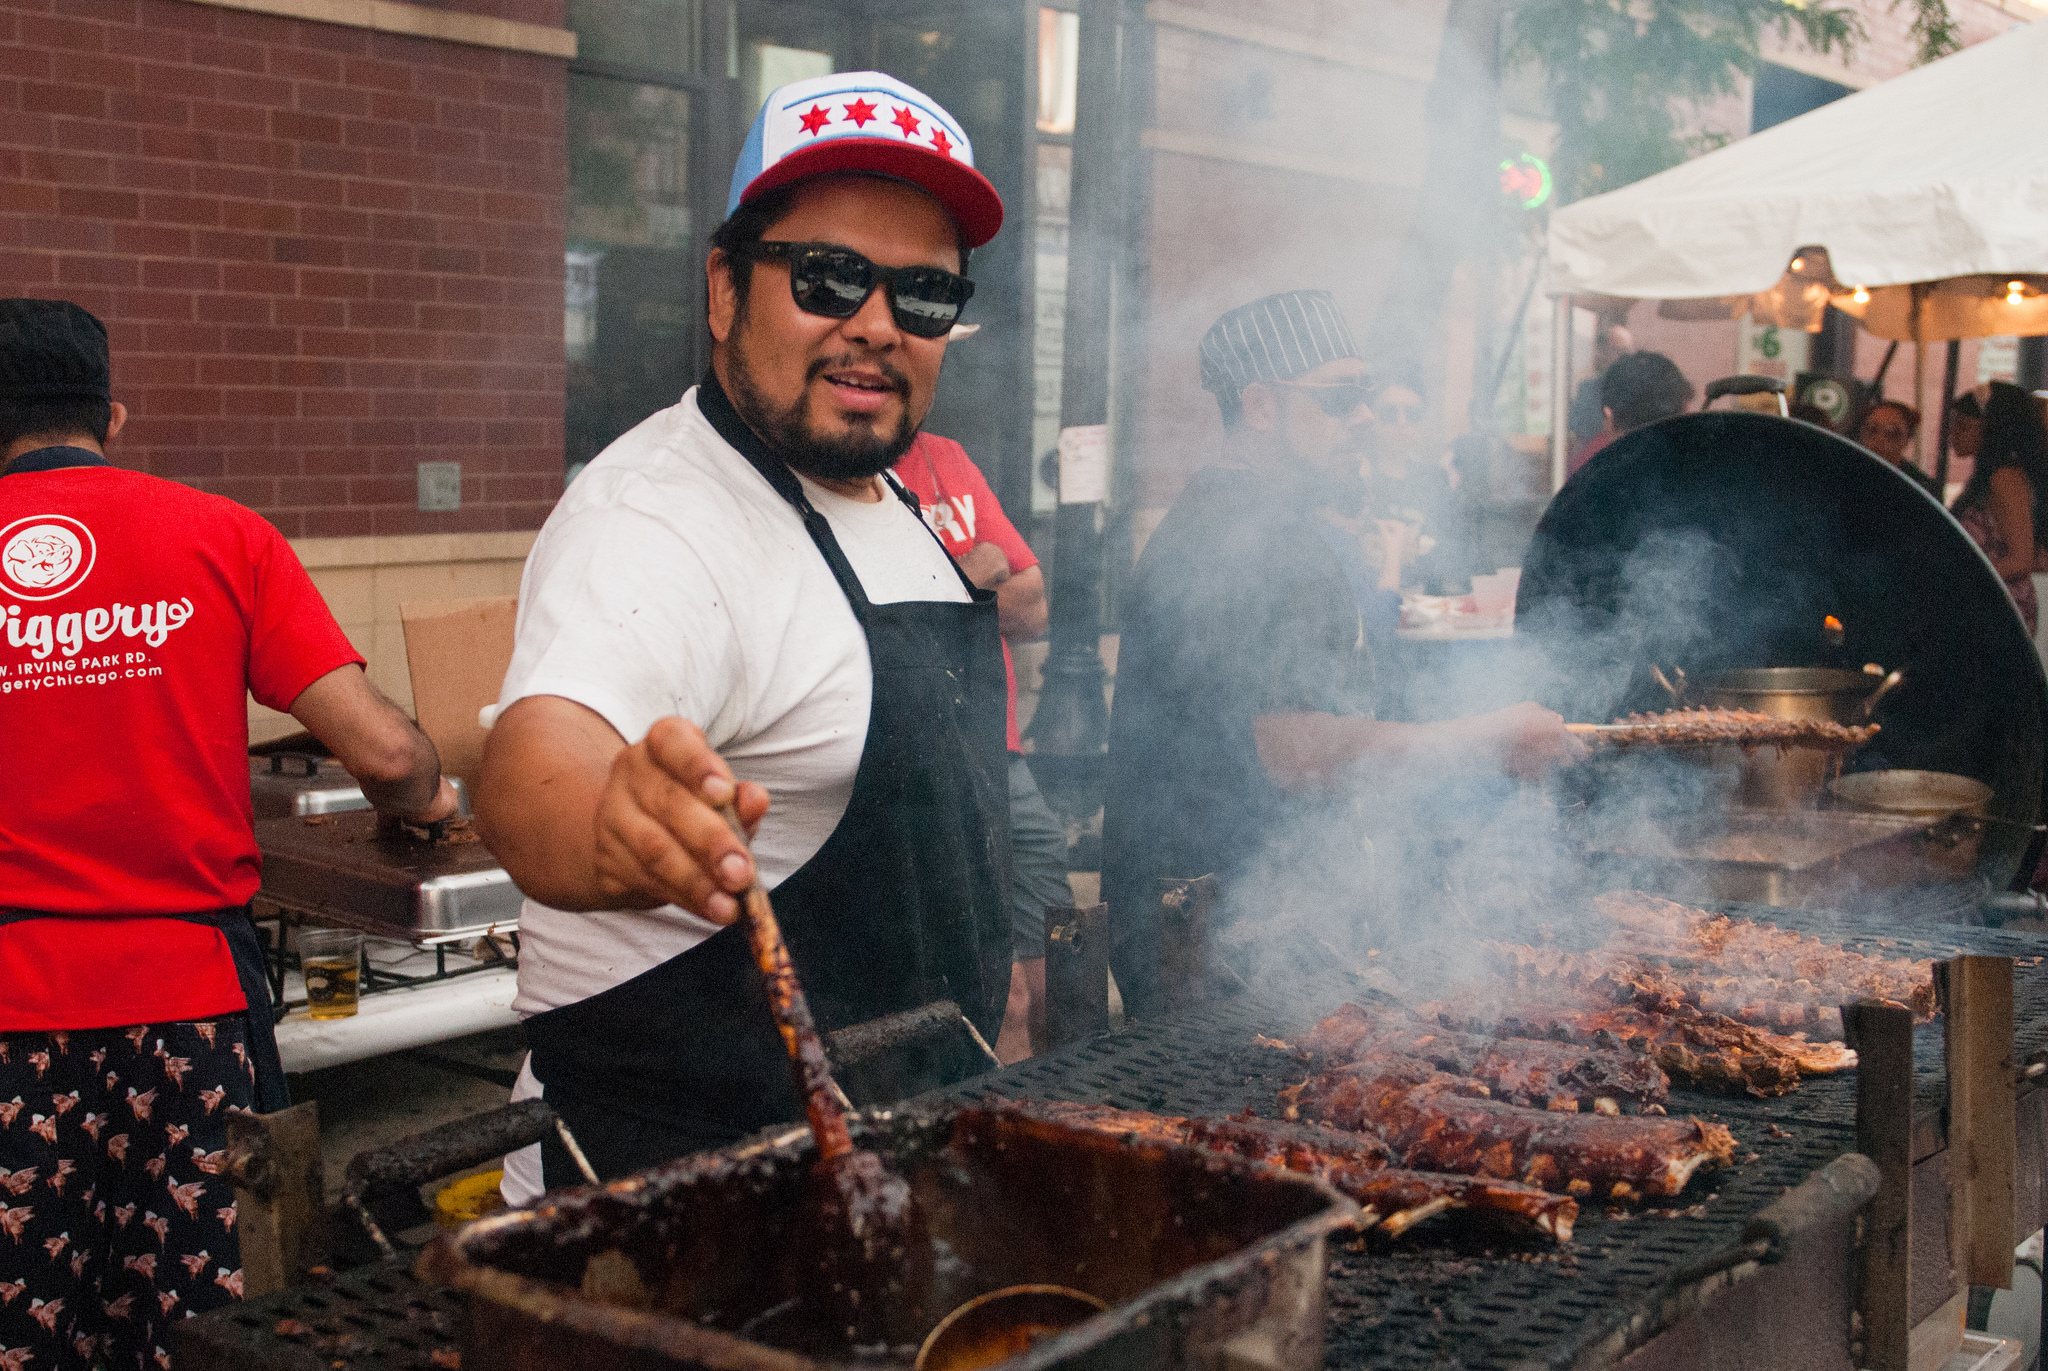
[498,386,969,1020]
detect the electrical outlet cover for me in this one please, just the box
[418,461,462,512]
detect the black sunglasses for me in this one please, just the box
[1276,379,1376,418]
[733,241,974,339]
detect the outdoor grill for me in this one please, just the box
[1520,410,2048,904]
[173,895,2048,1370]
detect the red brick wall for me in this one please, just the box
[0,0,568,537]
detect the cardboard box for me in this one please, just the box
[400,595,516,783]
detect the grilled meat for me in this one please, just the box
[1591,892,1936,1018]
[1279,1058,1737,1199]
[1418,993,1837,1096]
[1029,1101,1577,1242]
[1291,1003,1669,1112]
[1591,708,1879,751]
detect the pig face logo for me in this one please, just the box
[0,516,95,601]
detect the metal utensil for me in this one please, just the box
[916,1285,1107,1371]
[1859,668,1905,720]
[715,802,929,1345]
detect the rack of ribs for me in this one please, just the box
[1572,708,1879,751]
[1417,991,1843,1096]
[1284,1002,1670,1113]
[1278,1058,1738,1200]
[1590,891,1936,1018]
[1023,1100,1578,1242]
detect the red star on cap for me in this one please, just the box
[798,104,831,135]
[928,128,954,157]
[890,106,921,138]
[842,98,877,127]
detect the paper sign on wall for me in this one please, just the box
[1056,424,1109,504]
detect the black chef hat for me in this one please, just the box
[0,299,112,402]
[1198,289,1360,396]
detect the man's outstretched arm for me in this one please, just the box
[474,696,768,922]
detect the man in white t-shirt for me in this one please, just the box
[476,72,1013,1197]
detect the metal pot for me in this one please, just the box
[1702,668,1901,808]
[1703,667,1896,721]
[1826,770,1993,821]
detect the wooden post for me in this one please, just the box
[1044,902,1110,1049]
[1937,956,2017,1289]
[227,1101,325,1297]
[1847,997,1915,1371]
[1157,874,1218,1016]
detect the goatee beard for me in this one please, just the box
[726,327,919,483]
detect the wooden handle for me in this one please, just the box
[719,802,852,1162]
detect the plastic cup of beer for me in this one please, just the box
[300,929,364,1019]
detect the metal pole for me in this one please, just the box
[1548,296,1571,492]
[1026,0,1121,825]
[1937,338,1961,495]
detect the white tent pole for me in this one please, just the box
[1550,296,1571,492]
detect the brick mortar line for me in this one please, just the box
[162,0,576,60]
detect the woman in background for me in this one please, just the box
[1855,400,1942,500]
[1951,381,2048,634]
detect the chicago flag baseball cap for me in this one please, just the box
[726,71,1004,248]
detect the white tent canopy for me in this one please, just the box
[1545,20,2048,302]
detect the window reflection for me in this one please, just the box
[565,76,698,471]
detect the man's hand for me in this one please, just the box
[1463,702,1587,780]
[957,541,1012,590]
[592,718,770,924]
[475,697,768,921]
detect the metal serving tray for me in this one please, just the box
[1584,806,1936,906]
[250,754,370,820]
[255,811,520,943]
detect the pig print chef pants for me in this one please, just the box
[0,1016,255,1371]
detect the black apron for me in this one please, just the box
[526,381,1012,1186]
[0,446,290,1112]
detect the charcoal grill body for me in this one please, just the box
[420,1104,1358,1370]
[1518,412,2048,891]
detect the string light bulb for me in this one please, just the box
[1790,256,1806,273]
[2009,280,2028,306]
[1852,285,1870,304]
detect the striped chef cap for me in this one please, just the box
[1197,289,1360,396]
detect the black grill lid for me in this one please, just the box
[1516,411,2047,878]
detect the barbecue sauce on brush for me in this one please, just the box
[719,803,932,1350]
[808,1148,934,1347]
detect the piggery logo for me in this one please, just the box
[0,515,96,602]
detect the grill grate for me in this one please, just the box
[174,901,2047,1370]
[957,1000,1856,1371]
[170,1262,465,1371]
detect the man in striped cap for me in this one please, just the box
[1101,291,1581,1015]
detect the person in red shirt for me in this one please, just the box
[892,432,1059,1060]
[0,299,456,1369]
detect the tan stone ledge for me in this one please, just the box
[173,0,576,59]
[289,530,539,570]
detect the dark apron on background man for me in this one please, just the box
[527,380,1012,1188]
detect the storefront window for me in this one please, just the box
[565,75,699,473]
[568,0,702,74]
